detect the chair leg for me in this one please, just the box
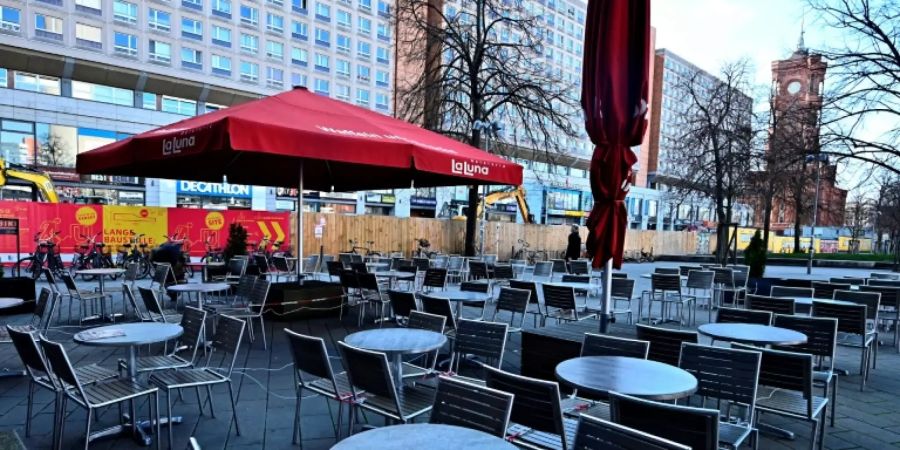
[56,397,67,450]
[258,316,267,350]
[831,376,838,427]
[293,388,302,445]
[167,390,174,449]
[228,381,241,436]
[206,385,217,418]
[25,380,34,437]
[809,418,819,450]
[196,386,205,415]
[153,392,161,450]
[83,408,93,450]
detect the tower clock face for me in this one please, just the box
[786,80,802,95]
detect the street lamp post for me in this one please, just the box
[806,153,828,275]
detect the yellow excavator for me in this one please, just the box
[0,159,59,203]
[450,185,534,223]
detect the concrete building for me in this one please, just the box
[0,0,394,209]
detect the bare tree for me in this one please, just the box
[666,60,756,263]
[395,0,580,255]
[873,176,900,265]
[808,0,900,173]
[845,194,870,253]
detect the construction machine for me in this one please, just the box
[445,185,534,223]
[0,158,59,203]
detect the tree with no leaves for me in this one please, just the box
[394,0,580,256]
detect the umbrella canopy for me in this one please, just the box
[581,0,651,270]
[76,87,522,190]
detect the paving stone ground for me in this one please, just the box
[1,263,898,449]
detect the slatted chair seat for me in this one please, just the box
[545,308,594,322]
[308,371,356,398]
[560,396,595,417]
[755,386,828,419]
[357,386,435,417]
[718,422,753,448]
[133,354,192,372]
[507,418,578,450]
[836,332,876,348]
[34,363,119,390]
[568,402,611,421]
[150,367,227,388]
[76,379,158,407]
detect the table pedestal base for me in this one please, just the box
[89,414,183,446]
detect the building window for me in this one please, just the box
[13,72,61,95]
[181,48,203,70]
[358,16,371,34]
[141,92,157,110]
[358,0,371,12]
[72,81,133,106]
[162,96,197,116]
[356,88,369,106]
[335,59,350,76]
[315,3,330,21]
[314,78,329,95]
[182,18,203,40]
[212,0,232,17]
[266,40,284,59]
[148,9,171,32]
[148,40,172,64]
[266,13,284,33]
[377,1,389,17]
[75,23,103,49]
[357,41,370,58]
[240,4,259,26]
[336,34,350,53]
[315,27,330,46]
[240,60,259,82]
[356,64,370,81]
[291,47,308,66]
[240,33,259,53]
[74,0,102,14]
[337,10,351,27]
[291,20,308,40]
[113,31,138,56]
[292,72,307,87]
[267,0,284,6]
[212,54,232,76]
[376,46,389,64]
[204,102,226,113]
[292,0,307,13]
[183,0,203,11]
[335,84,350,100]
[1,119,35,166]
[376,22,390,41]
[212,25,232,47]
[375,69,388,87]
[0,6,21,33]
[113,0,138,24]
[267,67,284,88]
[375,92,388,110]
[34,13,63,41]
[314,53,329,71]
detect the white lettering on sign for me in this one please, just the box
[451,159,490,177]
[162,135,196,155]
[178,181,251,197]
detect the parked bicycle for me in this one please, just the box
[70,232,115,280]
[346,239,382,257]
[15,231,64,279]
[413,238,437,259]
[512,238,547,265]
[115,231,152,279]
[161,233,194,278]
[200,235,224,263]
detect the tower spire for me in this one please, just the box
[798,16,806,51]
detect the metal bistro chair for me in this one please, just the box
[446,256,465,284]
[422,268,448,292]
[678,343,760,450]
[61,273,111,326]
[542,284,595,326]
[387,290,418,325]
[746,294,796,316]
[644,273,694,327]
[568,260,590,276]
[510,279,544,327]
[12,287,57,335]
[572,414,691,450]
[550,259,569,281]
[430,375,514,438]
[812,282,850,300]
[492,265,515,292]
[449,319,508,379]
[402,311,446,380]
[138,286,182,324]
[635,324,698,367]
[589,277,636,324]
[41,336,161,450]
[683,270,715,322]
[327,260,346,281]
[421,294,458,339]
[149,315,246,448]
[358,272,390,326]
[715,307,772,325]
[561,274,593,310]
[459,280,490,320]
[284,329,357,444]
[771,286,814,299]
[831,277,863,286]
[859,284,900,350]
[609,392,719,450]
[130,306,207,374]
[491,287,531,333]
[532,261,553,281]
[813,298,878,389]
[215,279,271,349]
[468,261,491,284]
[581,333,649,359]
[712,267,745,309]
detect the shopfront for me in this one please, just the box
[365,192,395,215]
[410,188,437,218]
[176,180,252,209]
[544,188,585,225]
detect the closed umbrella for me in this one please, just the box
[581,0,652,332]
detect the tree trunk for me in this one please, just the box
[793,217,802,253]
[464,185,479,256]
[762,194,773,253]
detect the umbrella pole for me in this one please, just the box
[600,258,612,333]
[296,161,304,280]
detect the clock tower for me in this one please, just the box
[771,32,827,133]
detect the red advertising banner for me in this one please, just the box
[0,202,104,257]
[167,208,291,256]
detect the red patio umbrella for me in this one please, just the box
[581,0,651,332]
[77,86,522,269]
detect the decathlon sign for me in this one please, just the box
[177,181,251,198]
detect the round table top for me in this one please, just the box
[344,328,447,355]
[74,323,183,347]
[555,356,698,401]
[698,323,807,346]
[786,296,857,307]
[374,270,416,279]
[367,262,390,268]
[167,282,231,293]
[543,281,596,291]
[75,268,126,275]
[640,273,687,279]
[0,298,24,309]
[442,291,491,303]
[331,423,516,450]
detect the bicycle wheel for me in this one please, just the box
[15,257,39,279]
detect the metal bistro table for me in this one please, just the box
[166,282,230,309]
[0,297,24,310]
[373,270,416,289]
[698,323,807,346]
[555,356,698,401]
[344,328,446,389]
[442,290,491,317]
[75,268,126,321]
[331,423,517,450]
[0,297,26,377]
[73,322,183,445]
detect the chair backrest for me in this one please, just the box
[206,315,247,376]
[420,294,457,330]
[338,253,353,266]
[581,333,649,359]
[32,287,54,330]
[122,284,147,321]
[483,365,566,447]
[432,255,449,268]
[684,270,714,290]
[770,286,813,299]
[430,376,514,438]
[609,392,719,450]
[179,306,207,365]
[235,275,257,302]
[870,272,900,280]
[777,278,813,288]
[678,343,760,416]
[138,286,166,320]
[832,277,863,286]
[350,254,364,264]
[408,310,446,333]
[357,272,382,292]
[284,329,338,393]
[651,273,681,293]
[387,290,418,319]
[493,287,530,328]
[253,254,269,274]
[609,277,635,299]
[350,262,369,274]
[542,284,577,311]
[635,324,698,366]
[226,258,247,277]
[413,257,431,271]
[715,307,772,325]
[812,301,869,335]
[679,265,703,277]
[482,254,498,266]
[493,264,514,280]
[655,267,680,275]
[468,261,489,279]
[338,342,400,414]
[731,267,749,288]
[573,414,691,450]
[454,319,508,370]
[509,279,540,305]
[123,262,139,282]
[460,281,490,293]
[551,259,568,274]
[568,260,590,275]
[833,289,881,320]
[867,278,900,287]
[772,315,838,362]
[7,325,49,379]
[711,268,734,288]
[860,285,899,310]
[327,260,346,277]
[39,337,86,399]
[43,268,60,293]
[746,294,795,316]
[60,272,80,295]
[562,274,591,284]
[423,268,448,288]
[447,256,463,270]
[532,261,553,278]
[812,281,850,299]
[731,343,814,417]
[247,279,271,313]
